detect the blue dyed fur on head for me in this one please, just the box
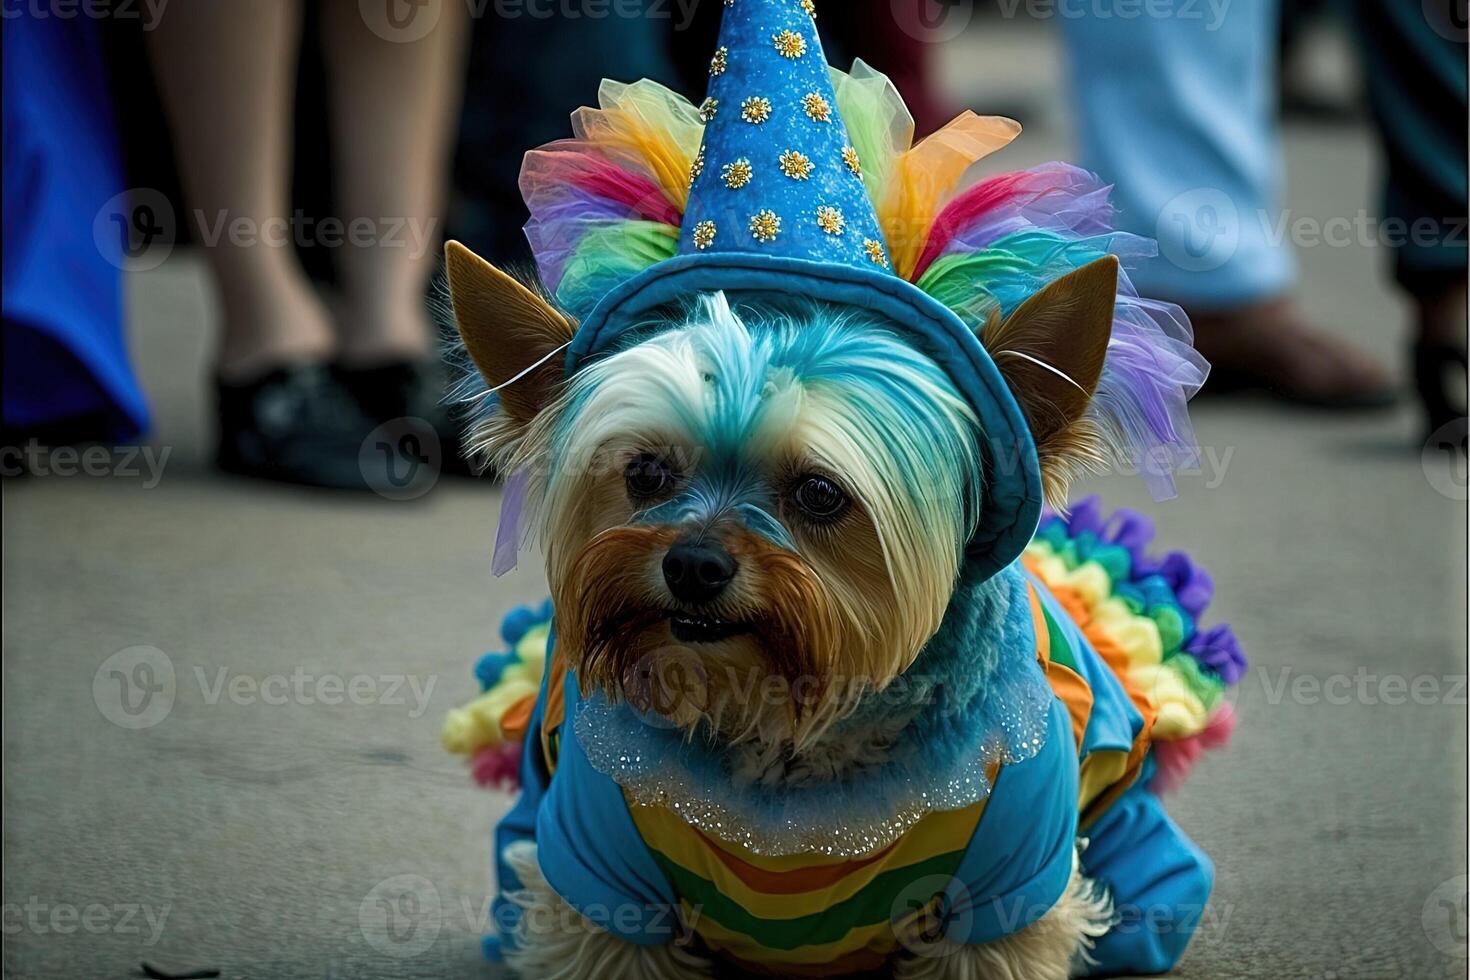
[443,242,1115,753]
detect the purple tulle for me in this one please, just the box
[1185,624,1247,685]
[1157,552,1214,619]
[492,469,532,577]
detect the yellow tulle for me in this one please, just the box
[828,60,914,210]
[440,625,550,757]
[1129,664,1209,740]
[878,112,1021,280]
[572,78,705,212]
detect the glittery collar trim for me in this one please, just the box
[573,562,1054,857]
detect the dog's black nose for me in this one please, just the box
[662,540,737,604]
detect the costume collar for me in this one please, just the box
[572,561,1055,857]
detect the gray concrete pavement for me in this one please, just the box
[4,53,1467,980]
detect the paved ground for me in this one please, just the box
[4,27,1467,980]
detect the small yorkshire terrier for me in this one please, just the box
[439,3,1243,976]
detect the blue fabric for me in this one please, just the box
[2,13,148,439]
[1080,785,1214,976]
[534,667,681,946]
[1057,0,1294,305]
[566,253,1043,582]
[679,0,885,269]
[946,697,1080,945]
[491,628,678,957]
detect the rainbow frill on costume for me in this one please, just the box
[1022,497,1246,793]
[441,600,554,791]
[518,63,1208,499]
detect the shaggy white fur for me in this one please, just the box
[893,852,1116,980]
[500,840,713,980]
[500,840,1114,979]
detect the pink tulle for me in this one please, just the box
[1150,702,1237,795]
[522,145,681,226]
[521,144,683,292]
[472,742,523,791]
[912,163,1111,280]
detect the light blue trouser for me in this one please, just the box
[1081,786,1216,976]
[1057,0,1296,307]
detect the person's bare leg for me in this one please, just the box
[147,0,335,381]
[319,0,470,367]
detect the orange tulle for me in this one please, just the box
[877,112,1021,280]
[570,79,705,213]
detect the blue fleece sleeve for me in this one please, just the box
[944,696,1081,945]
[531,669,680,946]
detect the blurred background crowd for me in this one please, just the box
[3,0,1466,489]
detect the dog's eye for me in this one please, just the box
[793,475,849,522]
[625,453,675,500]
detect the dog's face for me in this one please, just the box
[446,244,1118,748]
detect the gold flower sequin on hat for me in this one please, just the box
[816,205,845,236]
[710,46,728,76]
[772,29,807,59]
[690,145,706,184]
[842,145,862,177]
[722,158,753,190]
[699,97,719,122]
[802,93,832,122]
[863,238,889,267]
[801,0,816,16]
[741,96,772,124]
[693,220,718,250]
[778,149,814,180]
[749,210,782,243]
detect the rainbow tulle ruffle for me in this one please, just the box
[519,62,1206,500]
[441,600,554,791]
[1023,497,1245,793]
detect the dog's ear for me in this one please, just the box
[985,255,1118,508]
[445,240,575,425]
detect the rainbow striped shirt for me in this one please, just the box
[492,572,1150,972]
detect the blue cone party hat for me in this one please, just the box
[677,0,891,270]
[521,0,1208,580]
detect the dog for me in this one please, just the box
[439,2,1242,975]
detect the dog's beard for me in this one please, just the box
[553,525,848,743]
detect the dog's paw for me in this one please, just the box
[892,851,1115,980]
[499,841,714,980]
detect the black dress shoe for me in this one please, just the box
[216,364,377,490]
[333,359,477,476]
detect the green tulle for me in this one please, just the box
[556,221,680,318]
[914,231,1116,332]
[1161,650,1226,711]
[828,60,913,212]
[913,250,1025,330]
